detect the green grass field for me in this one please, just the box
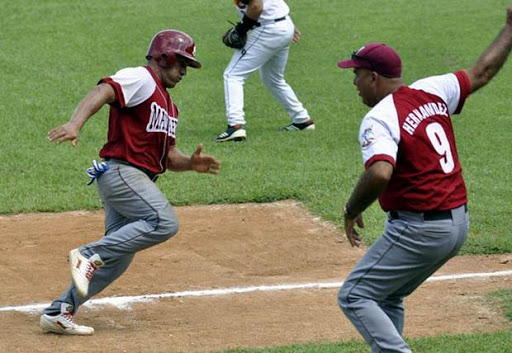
[1,0,511,351]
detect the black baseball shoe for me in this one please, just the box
[215,124,247,142]
[278,119,315,132]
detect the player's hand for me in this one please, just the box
[507,3,512,26]
[344,210,364,248]
[292,27,301,44]
[190,144,221,174]
[48,122,80,146]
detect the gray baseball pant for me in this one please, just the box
[44,160,179,315]
[338,205,469,353]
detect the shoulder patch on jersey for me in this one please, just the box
[361,126,376,149]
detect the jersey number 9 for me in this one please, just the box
[426,122,455,174]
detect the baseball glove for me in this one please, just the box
[222,26,247,50]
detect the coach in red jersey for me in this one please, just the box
[41,30,220,336]
[336,5,512,353]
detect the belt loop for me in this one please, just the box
[389,211,399,220]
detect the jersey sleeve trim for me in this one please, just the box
[453,70,470,114]
[99,77,126,108]
[364,154,396,169]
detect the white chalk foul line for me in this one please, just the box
[1,270,511,313]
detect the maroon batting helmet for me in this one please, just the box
[146,30,201,69]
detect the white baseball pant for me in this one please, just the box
[224,16,310,126]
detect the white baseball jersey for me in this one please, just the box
[236,0,290,21]
[358,71,470,211]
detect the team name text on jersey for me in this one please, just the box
[146,102,177,138]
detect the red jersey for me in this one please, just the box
[359,71,471,211]
[98,66,178,174]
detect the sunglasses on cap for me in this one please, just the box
[351,51,377,72]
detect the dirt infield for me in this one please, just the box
[0,200,511,352]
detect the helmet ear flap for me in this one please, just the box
[146,52,177,68]
[158,52,177,68]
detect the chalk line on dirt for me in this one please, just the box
[1,270,511,313]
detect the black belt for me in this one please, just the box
[389,204,467,221]
[255,16,287,27]
[105,158,159,182]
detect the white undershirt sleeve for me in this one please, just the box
[359,95,401,166]
[109,67,156,108]
[410,73,461,115]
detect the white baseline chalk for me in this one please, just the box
[1,270,511,313]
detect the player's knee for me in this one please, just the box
[158,212,180,240]
[223,69,235,82]
[261,77,273,88]
[223,70,244,83]
[148,208,179,240]
[261,75,273,86]
[263,77,287,91]
[337,284,352,311]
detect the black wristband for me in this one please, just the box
[235,14,258,34]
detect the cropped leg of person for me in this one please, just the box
[338,207,468,353]
[223,28,278,127]
[82,163,179,257]
[43,161,179,315]
[259,21,310,125]
[44,204,134,315]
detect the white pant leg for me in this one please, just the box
[224,29,276,126]
[260,46,310,123]
[259,20,310,123]
[224,17,309,126]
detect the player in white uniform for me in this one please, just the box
[216,0,314,142]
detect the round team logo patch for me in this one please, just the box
[361,127,376,149]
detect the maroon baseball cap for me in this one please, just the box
[337,43,402,78]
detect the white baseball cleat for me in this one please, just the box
[40,303,94,335]
[69,249,104,298]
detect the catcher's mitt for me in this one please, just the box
[222,27,247,50]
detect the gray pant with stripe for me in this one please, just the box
[338,205,469,353]
[44,160,179,315]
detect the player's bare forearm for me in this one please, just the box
[246,0,263,20]
[168,145,221,174]
[345,161,394,219]
[343,161,392,248]
[73,84,115,127]
[467,4,512,93]
[48,83,115,145]
[167,146,193,172]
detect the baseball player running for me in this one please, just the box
[216,0,314,142]
[336,4,512,352]
[41,30,220,335]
